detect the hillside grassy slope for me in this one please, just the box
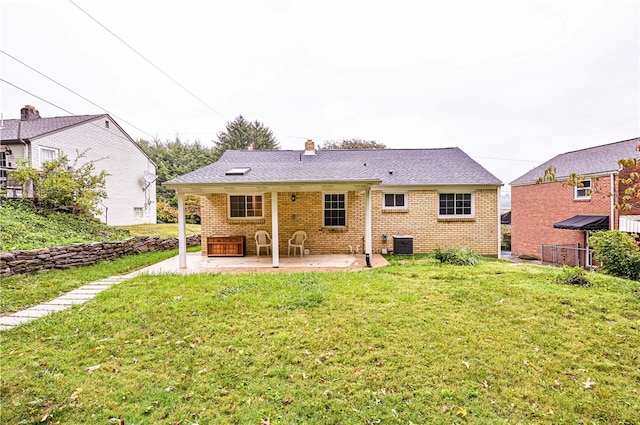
[0,201,131,252]
[0,202,202,252]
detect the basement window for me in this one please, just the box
[225,167,251,176]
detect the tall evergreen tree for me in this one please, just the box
[214,115,279,153]
[137,136,218,208]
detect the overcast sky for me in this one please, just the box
[1,0,639,190]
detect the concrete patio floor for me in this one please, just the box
[142,252,389,274]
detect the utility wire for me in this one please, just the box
[68,0,227,122]
[67,0,308,143]
[0,78,147,145]
[1,49,157,140]
[2,78,81,117]
[474,155,541,163]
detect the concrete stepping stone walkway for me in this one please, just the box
[0,272,139,331]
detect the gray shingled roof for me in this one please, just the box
[511,138,640,186]
[165,147,502,187]
[0,115,105,141]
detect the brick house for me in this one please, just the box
[0,105,157,225]
[164,140,503,269]
[510,137,640,261]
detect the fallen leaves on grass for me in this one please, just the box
[69,388,82,403]
[583,378,595,389]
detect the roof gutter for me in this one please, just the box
[163,179,383,194]
[511,170,620,187]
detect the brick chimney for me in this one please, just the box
[20,105,40,121]
[304,139,315,155]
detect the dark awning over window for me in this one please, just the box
[500,211,511,225]
[553,215,609,231]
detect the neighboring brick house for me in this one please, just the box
[0,105,157,225]
[164,140,502,268]
[510,137,640,261]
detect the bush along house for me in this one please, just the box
[164,140,503,269]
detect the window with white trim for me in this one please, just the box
[324,193,346,227]
[439,193,473,217]
[133,207,144,218]
[383,193,407,210]
[229,194,263,218]
[39,146,59,165]
[575,179,591,200]
[0,152,6,189]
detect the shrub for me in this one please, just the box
[432,247,480,266]
[156,201,178,223]
[555,266,591,286]
[501,231,511,251]
[590,230,640,280]
[11,151,108,215]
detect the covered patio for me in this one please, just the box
[142,252,389,274]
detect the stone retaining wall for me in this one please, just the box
[0,235,201,277]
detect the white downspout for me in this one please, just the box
[177,192,187,269]
[497,186,502,259]
[364,187,372,261]
[610,172,615,229]
[271,192,279,268]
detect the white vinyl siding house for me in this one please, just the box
[1,107,157,225]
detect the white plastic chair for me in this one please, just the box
[254,230,271,257]
[288,231,307,257]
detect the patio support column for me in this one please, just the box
[271,192,280,267]
[497,186,502,259]
[364,187,372,257]
[177,191,187,269]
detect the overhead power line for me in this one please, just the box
[67,0,227,122]
[474,155,541,163]
[1,49,157,140]
[0,78,147,145]
[67,0,308,143]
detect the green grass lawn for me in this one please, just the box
[116,223,201,238]
[1,258,638,424]
[0,247,201,314]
